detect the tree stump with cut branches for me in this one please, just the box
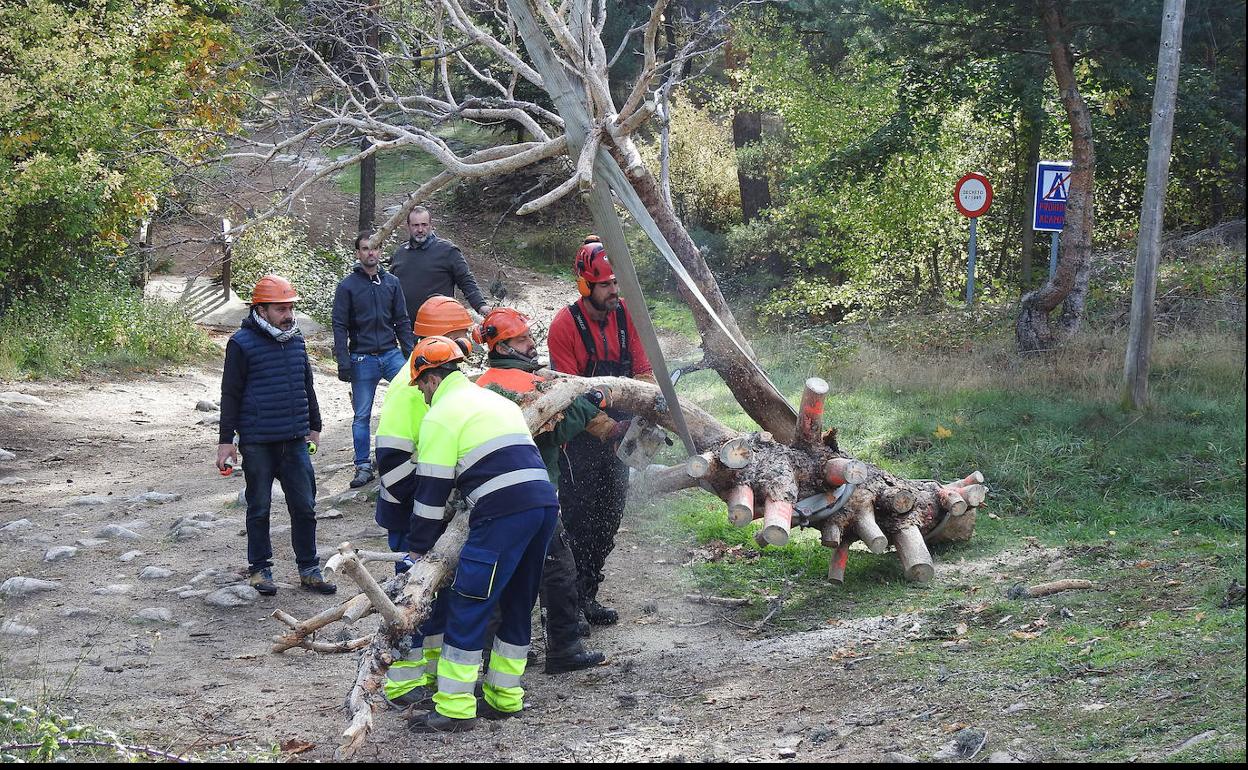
[273,373,985,758]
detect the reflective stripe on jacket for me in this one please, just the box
[406,371,558,553]
[373,356,429,532]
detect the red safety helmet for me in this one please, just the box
[250,275,300,305]
[408,335,466,384]
[574,235,614,297]
[473,307,531,353]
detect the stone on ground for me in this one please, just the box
[1,576,62,597]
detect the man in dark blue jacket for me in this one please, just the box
[216,275,336,597]
[333,231,418,488]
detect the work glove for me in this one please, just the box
[337,367,351,383]
[397,553,419,574]
[654,394,668,414]
[580,387,610,410]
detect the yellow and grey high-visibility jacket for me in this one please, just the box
[373,365,428,532]
[406,370,558,553]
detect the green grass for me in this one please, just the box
[331,123,504,198]
[629,320,1245,760]
[0,278,212,379]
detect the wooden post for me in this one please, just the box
[221,218,233,302]
[756,497,793,547]
[686,452,714,478]
[854,507,889,554]
[959,484,988,508]
[819,522,842,549]
[892,526,935,584]
[952,471,985,488]
[718,436,753,469]
[825,458,868,487]
[936,486,968,516]
[1124,0,1187,410]
[878,487,916,515]
[725,485,755,527]
[827,544,849,584]
[794,377,829,447]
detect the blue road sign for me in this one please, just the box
[1033,161,1072,232]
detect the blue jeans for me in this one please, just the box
[350,347,407,467]
[240,438,319,574]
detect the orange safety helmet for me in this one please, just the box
[473,307,531,352]
[409,335,466,384]
[574,235,614,297]
[414,295,473,337]
[251,275,300,305]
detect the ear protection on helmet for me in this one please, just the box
[575,235,606,297]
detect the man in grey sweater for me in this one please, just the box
[390,206,490,318]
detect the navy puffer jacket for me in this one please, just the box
[219,314,323,445]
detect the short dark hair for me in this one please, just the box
[416,363,459,383]
[354,230,375,250]
[407,205,431,224]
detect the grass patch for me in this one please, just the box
[492,224,569,277]
[629,318,1244,760]
[0,277,211,379]
[331,123,504,198]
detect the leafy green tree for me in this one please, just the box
[0,0,243,296]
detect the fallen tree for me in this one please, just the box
[273,372,985,758]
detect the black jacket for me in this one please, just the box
[389,234,486,314]
[331,264,417,367]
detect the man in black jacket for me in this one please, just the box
[216,275,336,597]
[333,231,418,488]
[390,206,490,318]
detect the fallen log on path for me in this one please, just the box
[271,372,986,757]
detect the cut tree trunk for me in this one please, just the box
[1017,0,1096,353]
[277,373,986,758]
[618,159,798,441]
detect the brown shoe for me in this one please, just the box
[299,568,337,595]
[249,568,277,596]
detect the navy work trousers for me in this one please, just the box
[415,506,558,657]
[240,438,319,574]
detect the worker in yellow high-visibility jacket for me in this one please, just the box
[404,336,559,733]
[375,296,473,708]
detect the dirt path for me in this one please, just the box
[1,353,930,762]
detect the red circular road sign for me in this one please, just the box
[954,172,993,218]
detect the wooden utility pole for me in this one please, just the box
[1124,0,1186,410]
[357,1,381,230]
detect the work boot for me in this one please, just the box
[408,710,476,733]
[249,567,277,596]
[577,617,592,638]
[387,686,434,711]
[350,465,375,488]
[583,601,618,626]
[299,567,338,595]
[476,699,522,720]
[545,641,606,675]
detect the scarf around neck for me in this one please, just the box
[252,309,301,343]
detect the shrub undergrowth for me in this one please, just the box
[0,277,210,379]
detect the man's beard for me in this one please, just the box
[588,294,618,312]
[411,233,430,244]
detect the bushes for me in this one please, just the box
[638,96,742,233]
[228,216,353,324]
[0,277,210,379]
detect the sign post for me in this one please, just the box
[954,172,993,305]
[1033,160,1071,281]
